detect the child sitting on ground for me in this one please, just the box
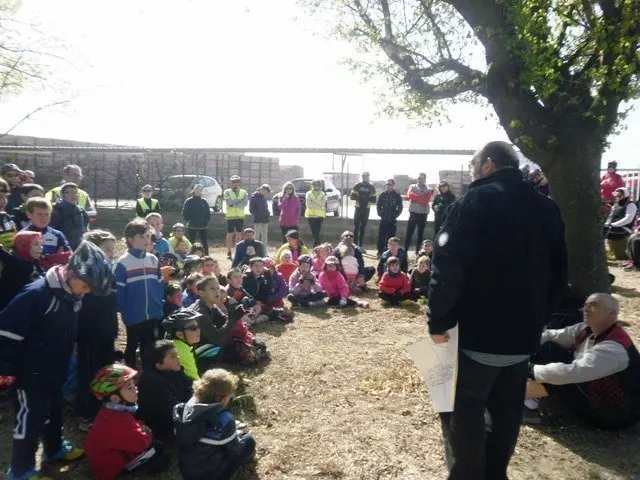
[418,239,433,260]
[163,284,182,319]
[202,255,227,286]
[288,254,326,307]
[262,257,289,309]
[12,183,44,230]
[168,222,192,254]
[242,257,271,305]
[312,243,332,276]
[162,309,204,381]
[85,364,170,480]
[338,243,361,294]
[174,239,190,262]
[145,213,170,257]
[276,249,297,283]
[182,272,205,308]
[378,256,413,305]
[192,276,267,364]
[189,243,205,258]
[319,256,369,308]
[227,267,269,325]
[377,237,408,280]
[137,340,194,445]
[410,255,431,303]
[174,369,256,480]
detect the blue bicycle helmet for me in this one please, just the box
[67,241,114,296]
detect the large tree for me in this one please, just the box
[303,0,640,297]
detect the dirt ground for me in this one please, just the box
[1,245,640,479]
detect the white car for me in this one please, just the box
[156,175,223,211]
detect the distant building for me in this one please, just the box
[278,164,304,187]
[324,171,359,193]
[439,169,472,197]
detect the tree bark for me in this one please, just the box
[543,142,610,298]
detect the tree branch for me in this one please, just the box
[0,96,77,139]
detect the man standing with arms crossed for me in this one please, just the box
[350,172,377,251]
[427,141,567,479]
[376,178,403,258]
[224,176,248,260]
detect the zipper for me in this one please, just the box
[143,253,149,319]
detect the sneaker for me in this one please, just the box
[287,294,300,307]
[522,403,542,425]
[309,300,326,308]
[356,300,370,308]
[41,440,85,463]
[6,468,53,480]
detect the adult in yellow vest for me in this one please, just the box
[305,179,326,247]
[135,184,161,219]
[45,164,93,211]
[223,175,248,259]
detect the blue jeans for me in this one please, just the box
[439,352,528,480]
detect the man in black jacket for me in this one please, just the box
[350,172,377,249]
[428,141,567,479]
[182,184,211,254]
[376,178,403,257]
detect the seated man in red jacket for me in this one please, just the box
[525,293,640,430]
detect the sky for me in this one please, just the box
[1,0,638,181]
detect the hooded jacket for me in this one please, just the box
[50,200,89,250]
[318,268,349,299]
[242,272,271,303]
[0,245,44,311]
[289,269,322,297]
[174,397,246,480]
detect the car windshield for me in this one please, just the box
[292,179,313,192]
[165,177,196,189]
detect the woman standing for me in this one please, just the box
[305,180,326,247]
[605,187,637,242]
[431,181,456,236]
[135,184,161,220]
[182,184,211,254]
[278,181,301,243]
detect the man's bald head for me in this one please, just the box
[583,293,619,333]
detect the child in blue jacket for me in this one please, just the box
[115,219,164,369]
[0,241,114,480]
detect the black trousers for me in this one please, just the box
[125,320,157,369]
[280,225,299,244]
[434,213,445,239]
[219,433,256,480]
[628,233,640,267]
[307,217,324,247]
[123,440,171,475]
[439,352,528,480]
[378,291,414,305]
[75,338,116,419]
[353,207,370,247]
[326,296,357,306]
[186,228,209,254]
[405,212,427,253]
[11,386,64,476]
[377,220,397,254]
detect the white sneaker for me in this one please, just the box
[524,398,540,410]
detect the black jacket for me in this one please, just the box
[427,168,567,355]
[50,201,89,250]
[242,273,271,303]
[432,191,456,218]
[182,196,211,229]
[376,190,403,222]
[138,366,193,441]
[0,248,43,311]
[350,182,377,209]
[77,287,118,343]
[174,398,246,480]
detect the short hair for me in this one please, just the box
[243,228,254,235]
[476,141,520,170]
[151,340,177,366]
[20,183,44,197]
[388,237,400,244]
[193,368,238,404]
[387,256,399,265]
[63,164,82,175]
[387,178,395,185]
[60,183,78,195]
[145,212,162,222]
[226,267,242,280]
[83,229,116,246]
[124,219,149,240]
[0,177,8,193]
[25,197,51,213]
[196,275,219,292]
[418,172,426,178]
[164,283,181,299]
[417,255,431,267]
[201,255,215,263]
[186,272,205,287]
[248,257,263,266]
[190,243,205,254]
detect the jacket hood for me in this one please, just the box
[175,396,225,425]
[13,231,41,261]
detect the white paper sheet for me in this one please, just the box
[406,326,458,413]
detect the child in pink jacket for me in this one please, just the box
[318,256,369,308]
[311,243,332,277]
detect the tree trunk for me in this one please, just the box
[544,143,610,299]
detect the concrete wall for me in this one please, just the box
[439,169,471,197]
[94,208,435,249]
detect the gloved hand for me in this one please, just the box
[339,298,347,307]
[0,375,17,387]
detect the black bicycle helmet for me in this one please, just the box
[162,308,203,336]
[68,241,114,296]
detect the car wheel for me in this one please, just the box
[213,196,223,212]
